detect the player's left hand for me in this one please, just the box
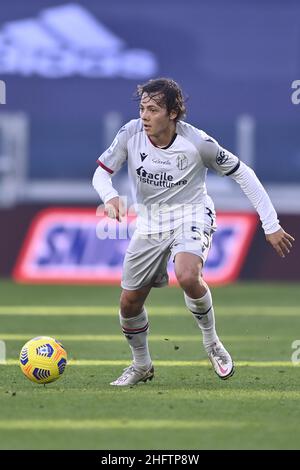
[266,228,295,258]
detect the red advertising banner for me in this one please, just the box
[13,208,258,285]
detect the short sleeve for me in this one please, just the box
[97,125,128,174]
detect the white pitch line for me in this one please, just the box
[0,419,245,430]
[3,359,298,367]
[0,306,299,316]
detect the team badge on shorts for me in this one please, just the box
[176,154,188,170]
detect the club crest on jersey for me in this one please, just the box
[176,154,188,170]
[216,149,229,165]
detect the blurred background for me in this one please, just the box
[0,0,299,284]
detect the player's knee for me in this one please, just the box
[176,269,199,290]
[120,292,144,317]
[176,269,207,298]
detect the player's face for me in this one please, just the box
[139,93,177,139]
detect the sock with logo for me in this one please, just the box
[119,308,152,370]
[184,288,219,350]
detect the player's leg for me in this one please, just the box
[110,285,154,386]
[110,234,170,386]
[119,285,152,371]
[174,252,234,379]
[174,252,220,349]
[172,201,234,380]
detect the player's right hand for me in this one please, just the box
[104,196,125,222]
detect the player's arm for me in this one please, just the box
[92,167,125,222]
[200,139,295,257]
[228,162,294,257]
[92,125,128,222]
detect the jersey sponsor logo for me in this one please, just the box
[0,4,158,78]
[136,166,187,188]
[216,149,229,165]
[176,154,188,170]
[151,158,171,166]
[13,209,257,285]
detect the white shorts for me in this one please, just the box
[121,205,216,290]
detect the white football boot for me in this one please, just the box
[207,341,235,380]
[110,364,154,386]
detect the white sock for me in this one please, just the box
[119,308,152,370]
[184,288,219,350]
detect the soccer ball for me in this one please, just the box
[19,336,67,384]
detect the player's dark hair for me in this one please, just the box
[136,77,187,121]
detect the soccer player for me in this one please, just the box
[92,78,294,386]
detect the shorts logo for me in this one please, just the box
[216,150,229,165]
[176,154,188,170]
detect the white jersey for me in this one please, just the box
[97,119,240,234]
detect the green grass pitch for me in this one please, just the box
[0,280,300,450]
